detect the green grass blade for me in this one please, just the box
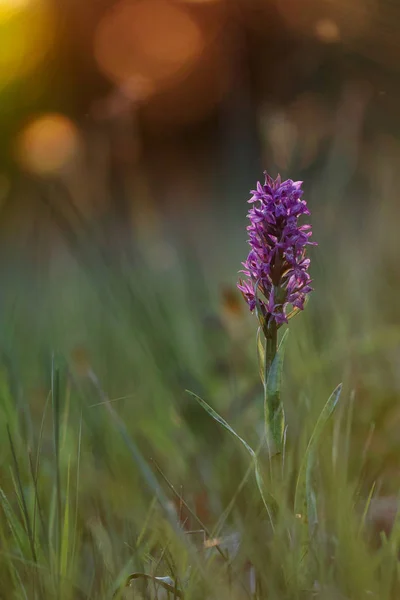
[294,383,342,518]
[7,427,37,563]
[88,372,182,531]
[186,391,256,459]
[254,464,275,530]
[51,353,62,581]
[71,412,83,569]
[88,517,115,575]
[0,487,26,555]
[60,456,71,579]
[359,481,376,537]
[305,450,318,537]
[186,390,275,528]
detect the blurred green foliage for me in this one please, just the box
[2,63,400,596]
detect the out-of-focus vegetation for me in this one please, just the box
[1,0,400,598]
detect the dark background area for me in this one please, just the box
[2,0,400,218]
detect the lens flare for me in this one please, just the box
[16,114,81,175]
[94,0,203,95]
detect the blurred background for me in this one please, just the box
[1,0,400,565]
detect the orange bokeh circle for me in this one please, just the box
[94,0,204,95]
[16,113,81,175]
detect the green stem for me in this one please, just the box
[265,324,278,378]
[264,322,282,452]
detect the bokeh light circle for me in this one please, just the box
[16,114,81,175]
[94,0,203,95]
[315,18,340,43]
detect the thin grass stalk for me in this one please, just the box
[51,354,62,595]
[7,427,37,565]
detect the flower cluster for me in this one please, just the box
[238,173,316,328]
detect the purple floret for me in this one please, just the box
[238,172,316,328]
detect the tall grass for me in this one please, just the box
[1,126,400,598]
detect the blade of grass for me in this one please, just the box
[86,371,186,537]
[33,391,51,551]
[294,381,343,578]
[60,456,71,579]
[151,459,228,563]
[7,426,37,564]
[51,352,62,588]
[186,390,255,459]
[359,481,376,537]
[71,412,83,569]
[186,390,275,529]
[294,383,342,518]
[136,497,158,548]
[0,487,26,556]
[28,451,44,562]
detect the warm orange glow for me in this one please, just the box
[94,0,203,94]
[0,0,54,87]
[315,18,340,43]
[16,114,81,175]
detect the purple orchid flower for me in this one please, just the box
[238,172,316,330]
